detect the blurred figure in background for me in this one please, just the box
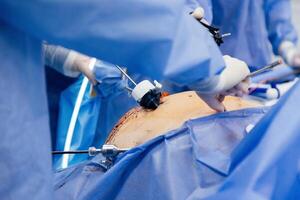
[211,0,300,71]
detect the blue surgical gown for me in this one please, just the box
[212,0,298,70]
[0,1,224,199]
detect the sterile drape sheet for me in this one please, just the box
[54,107,268,199]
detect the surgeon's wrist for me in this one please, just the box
[80,57,97,85]
[74,54,94,72]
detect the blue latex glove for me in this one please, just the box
[93,60,128,97]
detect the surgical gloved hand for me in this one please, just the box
[279,41,300,68]
[69,54,98,85]
[43,44,127,95]
[43,44,96,83]
[64,51,128,94]
[92,60,128,97]
[62,50,127,97]
[63,51,127,97]
[192,55,250,112]
[191,7,205,20]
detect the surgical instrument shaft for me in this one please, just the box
[52,145,129,157]
[248,60,283,78]
[115,65,137,86]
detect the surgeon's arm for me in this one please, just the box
[264,0,300,67]
[43,44,97,84]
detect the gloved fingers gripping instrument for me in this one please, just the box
[279,41,300,68]
[194,55,251,112]
[76,58,163,110]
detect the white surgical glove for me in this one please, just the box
[192,55,250,112]
[279,41,300,68]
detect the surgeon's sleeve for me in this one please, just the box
[264,0,298,55]
[43,43,91,77]
[0,0,224,86]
